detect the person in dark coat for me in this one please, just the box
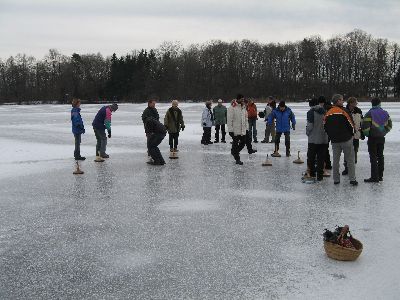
[361,98,392,182]
[92,103,118,158]
[145,117,167,165]
[142,99,159,124]
[306,97,328,180]
[322,96,333,170]
[71,98,86,160]
[164,100,185,152]
[142,99,160,161]
[324,94,357,186]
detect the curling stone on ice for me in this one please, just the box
[94,151,105,162]
[262,154,273,166]
[73,161,84,175]
[271,144,281,157]
[169,150,179,159]
[293,151,304,164]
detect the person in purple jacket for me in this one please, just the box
[71,98,86,160]
[92,103,118,158]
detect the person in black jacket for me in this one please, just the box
[142,99,160,162]
[322,96,332,170]
[324,94,358,186]
[144,117,167,165]
[141,99,159,124]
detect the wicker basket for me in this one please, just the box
[324,238,363,261]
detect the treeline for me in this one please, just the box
[1,29,400,104]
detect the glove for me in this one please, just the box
[203,122,206,127]
[292,125,295,130]
[108,130,111,138]
[181,126,185,131]
[82,128,85,134]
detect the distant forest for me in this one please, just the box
[1,29,400,104]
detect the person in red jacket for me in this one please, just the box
[247,99,258,143]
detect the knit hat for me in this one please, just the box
[279,101,286,107]
[217,99,223,103]
[110,103,119,111]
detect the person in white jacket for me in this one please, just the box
[201,100,214,145]
[227,94,248,165]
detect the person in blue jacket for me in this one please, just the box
[71,98,86,160]
[267,101,296,157]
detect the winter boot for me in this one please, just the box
[221,133,226,143]
[364,178,379,183]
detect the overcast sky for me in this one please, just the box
[0,0,399,59]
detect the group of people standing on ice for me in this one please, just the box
[308,94,392,185]
[70,93,392,185]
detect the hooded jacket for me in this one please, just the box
[267,106,296,133]
[306,105,328,144]
[71,107,85,135]
[164,107,184,133]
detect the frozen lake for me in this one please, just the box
[0,102,400,299]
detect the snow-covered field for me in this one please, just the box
[0,102,400,299]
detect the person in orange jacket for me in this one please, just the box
[247,99,258,143]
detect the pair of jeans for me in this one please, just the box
[275,132,290,151]
[332,139,356,182]
[201,127,212,144]
[74,134,81,158]
[307,143,327,178]
[148,133,166,163]
[248,119,258,141]
[231,135,246,161]
[367,139,385,180]
[93,128,107,156]
[215,124,226,142]
[169,132,179,149]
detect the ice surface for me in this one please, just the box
[0,102,400,299]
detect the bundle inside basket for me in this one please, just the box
[323,225,363,261]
